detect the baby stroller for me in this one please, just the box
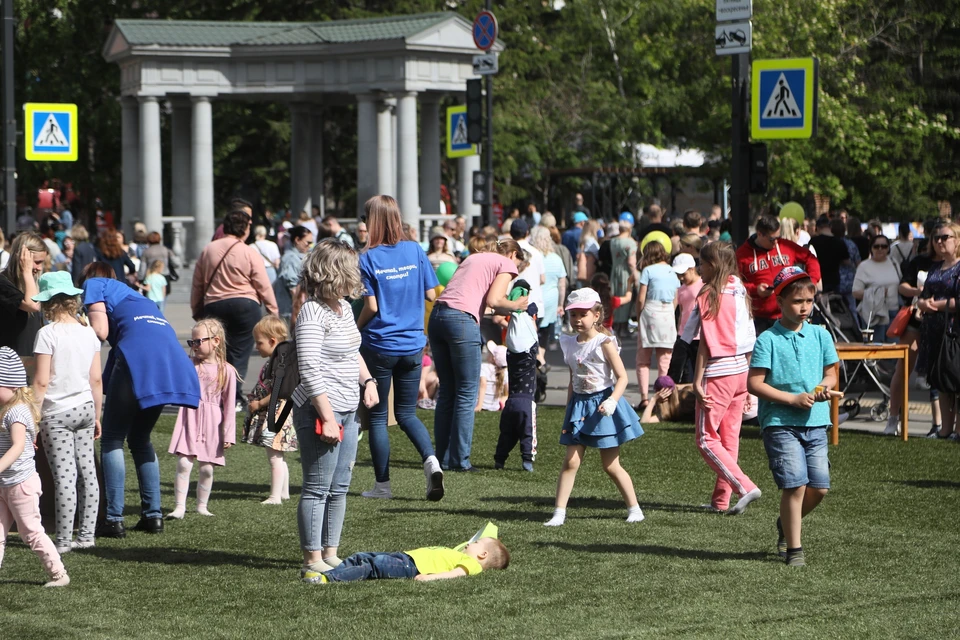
[814,293,892,421]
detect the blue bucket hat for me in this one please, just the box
[31,271,84,303]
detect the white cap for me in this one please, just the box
[486,341,508,368]
[565,288,602,311]
[672,253,697,274]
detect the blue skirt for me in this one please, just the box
[560,388,643,449]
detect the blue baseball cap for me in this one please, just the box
[618,211,635,225]
[772,266,810,295]
[572,212,589,224]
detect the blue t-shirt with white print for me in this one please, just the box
[359,241,439,356]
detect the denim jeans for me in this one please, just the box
[761,426,831,490]
[202,297,263,402]
[360,346,435,483]
[428,305,482,470]
[100,354,165,521]
[323,551,418,582]
[295,404,359,552]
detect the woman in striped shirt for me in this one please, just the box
[292,238,379,583]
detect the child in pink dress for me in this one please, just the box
[167,318,237,518]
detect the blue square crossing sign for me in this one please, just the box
[751,58,818,140]
[25,102,78,161]
[446,105,477,158]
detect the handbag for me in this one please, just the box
[886,305,914,338]
[926,298,960,394]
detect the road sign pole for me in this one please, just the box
[482,0,494,227]
[731,52,751,245]
[2,0,15,236]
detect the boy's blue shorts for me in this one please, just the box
[761,426,831,490]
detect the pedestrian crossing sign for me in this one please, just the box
[25,103,78,161]
[446,105,477,158]
[751,58,818,140]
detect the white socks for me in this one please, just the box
[167,455,193,519]
[544,508,566,527]
[545,506,645,525]
[264,451,289,504]
[726,488,761,516]
[196,463,215,516]
[322,555,343,568]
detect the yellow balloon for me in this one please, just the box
[780,202,805,225]
[424,284,444,334]
[640,230,672,255]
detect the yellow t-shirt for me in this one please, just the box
[405,547,483,576]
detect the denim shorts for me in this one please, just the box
[761,426,831,490]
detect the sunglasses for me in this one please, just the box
[186,337,212,348]
[873,244,889,249]
[934,234,956,243]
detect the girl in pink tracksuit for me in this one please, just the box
[690,242,762,515]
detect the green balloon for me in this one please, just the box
[780,202,805,225]
[436,261,458,287]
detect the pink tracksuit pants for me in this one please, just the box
[0,472,65,578]
[695,372,758,511]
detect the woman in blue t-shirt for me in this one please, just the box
[356,196,443,502]
[79,263,200,538]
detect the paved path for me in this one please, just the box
[159,265,935,439]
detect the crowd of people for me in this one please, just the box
[0,191,957,587]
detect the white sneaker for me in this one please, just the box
[424,455,444,502]
[361,481,393,499]
[71,538,95,550]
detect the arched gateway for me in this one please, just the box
[103,12,499,257]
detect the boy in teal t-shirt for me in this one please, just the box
[748,267,838,568]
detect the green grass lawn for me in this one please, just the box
[3,409,959,639]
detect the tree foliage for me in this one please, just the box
[10,0,960,225]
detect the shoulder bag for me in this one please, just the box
[196,240,243,319]
[926,297,960,394]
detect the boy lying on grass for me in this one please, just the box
[306,537,509,584]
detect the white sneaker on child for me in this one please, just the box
[361,481,393,499]
[71,539,95,550]
[44,571,70,587]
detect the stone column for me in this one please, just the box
[355,93,378,217]
[290,104,312,216]
[458,153,481,223]
[310,108,325,217]
[419,95,441,215]
[396,92,420,229]
[170,101,192,218]
[376,97,394,196]
[120,97,140,238]
[139,96,163,235]
[191,96,215,259]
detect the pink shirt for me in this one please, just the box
[678,279,704,340]
[437,253,517,322]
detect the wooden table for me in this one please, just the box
[831,343,910,444]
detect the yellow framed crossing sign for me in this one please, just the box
[446,105,477,158]
[751,58,818,140]
[24,102,78,161]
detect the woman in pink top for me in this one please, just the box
[428,239,528,471]
[191,209,278,407]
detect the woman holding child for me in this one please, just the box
[428,240,528,472]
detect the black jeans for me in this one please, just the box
[667,338,699,384]
[202,297,263,402]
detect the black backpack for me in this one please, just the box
[266,340,300,433]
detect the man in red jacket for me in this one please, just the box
[736,214,821,334]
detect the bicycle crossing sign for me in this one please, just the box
[446,105,477,158]
[24,102,78,161]
[751,58,819,140]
